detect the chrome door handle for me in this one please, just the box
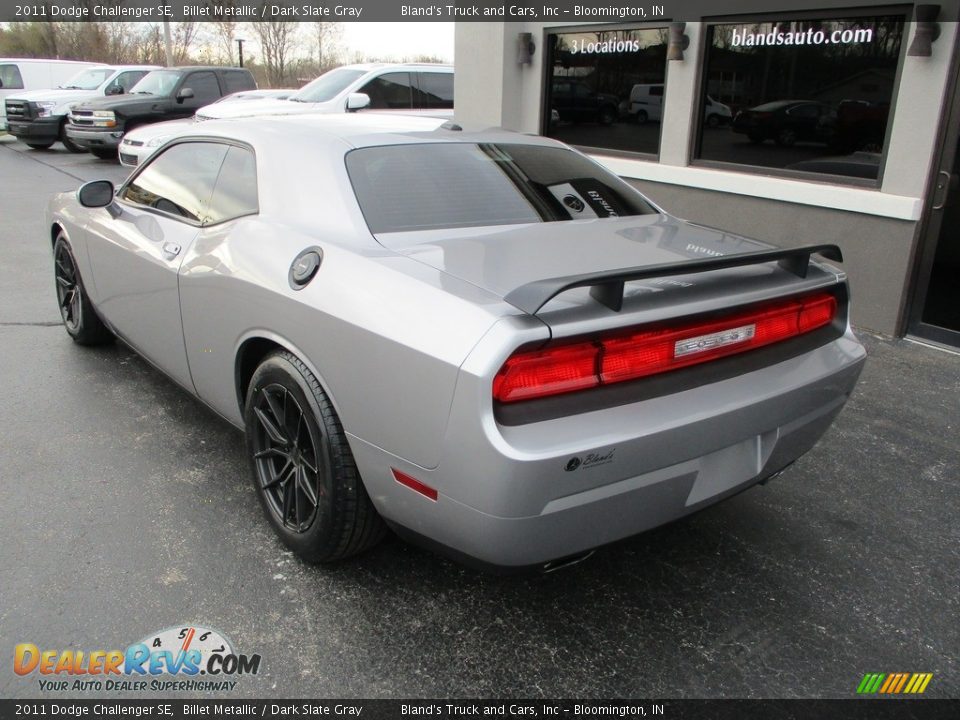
[932,171,951,211]
[162,241,181,257]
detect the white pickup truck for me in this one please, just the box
[4,64,157,151]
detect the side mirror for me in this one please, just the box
[77,180,115,208]
[176,87,195,103]
[346,93,370,112]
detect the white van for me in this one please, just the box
[629,83,733,127]
[0,58,100,131]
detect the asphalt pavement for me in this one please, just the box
[0,134,957,700]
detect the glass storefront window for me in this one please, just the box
[696,14,906,182]
[544,28,668,156]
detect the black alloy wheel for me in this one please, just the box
[53,235,114,345]
[245,351,386,562]
[251,383,324,534]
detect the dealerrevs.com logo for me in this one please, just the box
[14,625,261,692]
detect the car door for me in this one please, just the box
[172,71,221,118]
[84,141,230,390]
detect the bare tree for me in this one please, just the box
[309,22,342,71]
[253,20,300,86]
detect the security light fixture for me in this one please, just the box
[667,23,690,61]
[907,5,941,57]
[518,32,536,65]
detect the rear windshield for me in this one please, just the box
[346,143,656,234]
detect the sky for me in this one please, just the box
[340,22,455,62]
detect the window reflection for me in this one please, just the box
[697,15,905,181]
[545,29,668,155]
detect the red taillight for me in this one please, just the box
[493,293,837,403]
[492,344,598,403]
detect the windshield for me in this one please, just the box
[60,67,114,90]
[290,68,365,103]
[129,70,181,97]
[346,143,657,234]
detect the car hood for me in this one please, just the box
[73,94,170,113]
[376,215,773,301]
[6,88,97,104]
[197,98,314,119]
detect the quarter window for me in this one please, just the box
[544,28,669,156]
[696,13,906,182]
[224,70,255,94]
[122,142,229,224]
[207,146,259,223]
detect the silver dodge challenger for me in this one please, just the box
[48,114,866,571]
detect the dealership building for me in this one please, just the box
[453,0,960,349]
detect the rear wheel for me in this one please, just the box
[90,147,117,160]
[776,128,798,147]
[635,109,649,125]
[53,235,114,346]
[26,141,54,150]
[245,351,386,563]
[60,121,85,153]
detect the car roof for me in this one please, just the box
[184,113,559,151]
[340,62,453,71]
[153,66,248,73]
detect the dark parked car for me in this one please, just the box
[65,66,256,158]
[551,80,619,125]
[732,100,832,147]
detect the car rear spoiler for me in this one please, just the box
[503,244,843,315]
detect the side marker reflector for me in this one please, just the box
[392,468,438,502]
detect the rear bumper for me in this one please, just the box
[8,117,60,142]
[64,125,123,149]
[351,331,866,570]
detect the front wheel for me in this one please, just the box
[26,141,54,150]
[53,235,114,345]
[60,122,85,153]
[635,109,649,125]
[245,351,386,563]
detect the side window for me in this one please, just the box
[650,85,665,97]
[182,71,221,105]
[207,146,258,223]
[107,71,147,95]
[122,142,229,224]
[224,70,255,94]
[358,72,413,110]
[415,72,453,110]
[0,64,24,90]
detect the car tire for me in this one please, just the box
[245,350,386,563]
[776,128,797,147]
[53,235,115,346]
[90,148,117,160]
[26,141,54,150]
[599,107,616,125]
[635,109,648,125]
[60,122,85,153]
[706,114,721,128]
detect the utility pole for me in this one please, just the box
[162,19,174,67]
[237,38,245,68]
